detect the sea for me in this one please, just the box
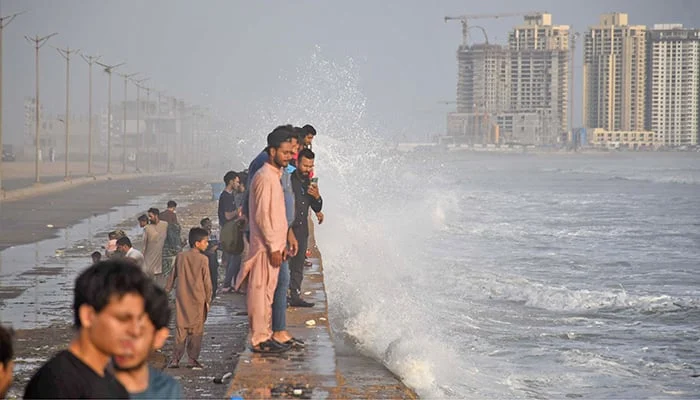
[249,51,700,399]
[318,150,700,399]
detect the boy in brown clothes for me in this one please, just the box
[165,227,212,369]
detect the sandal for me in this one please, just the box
[251,339,291,354]
[284,337,305,349]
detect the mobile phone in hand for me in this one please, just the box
[310,177,318,186]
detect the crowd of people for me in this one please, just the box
[0,124,324,397]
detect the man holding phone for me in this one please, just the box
[289,148,324,308]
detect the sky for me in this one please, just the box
[1,0,699,146]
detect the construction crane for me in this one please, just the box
[444,11,544,46]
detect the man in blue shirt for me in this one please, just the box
[114,283,183,399]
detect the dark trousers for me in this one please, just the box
[289,229,309,295]
[224,252,242,289]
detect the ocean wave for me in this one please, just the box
[477,276,700,314]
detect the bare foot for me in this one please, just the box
[272,331,292,343]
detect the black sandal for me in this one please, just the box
[251,339,291,354]
[284,337,305,349]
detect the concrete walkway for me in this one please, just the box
[226,257,417,399]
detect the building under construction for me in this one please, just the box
[446,12,570,146]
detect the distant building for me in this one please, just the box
[23,97,53,160]
[508,13,569,134]
[455,43,510,115]
[589,128,656,149]
[496,110,559,145]
[583,13,647,132]
[448,13,570,146]
[647,24,700,147]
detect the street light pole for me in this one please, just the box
[132,77,149,172]
[145,87,152,172]
[25,32,58,184]
[96,61,124,174]
[0,11,24,192]
[118,72,138,172]
[80,53,100,176]
[56,46,79,180]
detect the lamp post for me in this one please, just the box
[0,11,24,192]
[118,72,138,172]
[80,53,100,176]
[25,32,58,183]
[132,77,149,172]
[55,45,79,180]
[95,61,124,174]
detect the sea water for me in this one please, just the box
[254,51,700,399]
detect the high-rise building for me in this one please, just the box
[583,13,647,132]
[455,43,510,115]
[647,24,700,146]
[508,13,570,134]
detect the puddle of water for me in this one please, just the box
[0,194,164,329]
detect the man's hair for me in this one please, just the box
[189,227,209,248]
[267,126,295,150]
[144,283,171,330]
[303,124,317,136]
[72,260,149,328]
[167,200,177,208]
[298,148,315,161]
[147,208,160,217]
[108,231,117,239]
[137,214,148,222]
[293,126,304,141]
[116,236,132,248]
[238,172,248,186]
[91,251,102,261]
[200,217,210,227]
[224,170,238,185]
[0,325,12,365]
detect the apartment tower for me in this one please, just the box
[583,13,647,132]
[508,13,570,134]
[648,24,700,146]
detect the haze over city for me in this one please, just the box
[2,0,699,145]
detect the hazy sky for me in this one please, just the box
[2,0,699,145]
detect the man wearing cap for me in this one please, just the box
[234,126,295,353]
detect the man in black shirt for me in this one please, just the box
[24,260,150,399]
[289,148,323,307]
[219,171,243,292]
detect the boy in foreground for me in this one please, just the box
[113,283,182,399]
[165,227,213,369]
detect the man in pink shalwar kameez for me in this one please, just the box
[235,127,295,353]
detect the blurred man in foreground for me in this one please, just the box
[24,261,149,399]
[114,284,182,399]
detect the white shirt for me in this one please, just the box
[125,247,145,267]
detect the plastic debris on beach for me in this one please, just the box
[270,383,312,399]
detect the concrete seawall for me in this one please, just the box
[226,254,417,399]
